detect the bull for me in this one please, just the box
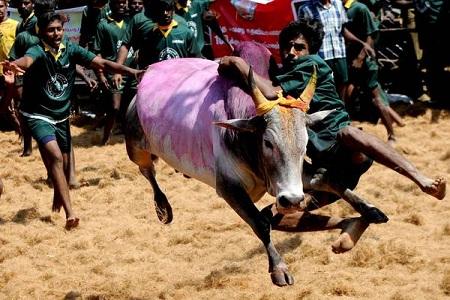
[125,45,387,286]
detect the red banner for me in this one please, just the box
[210,0,302,62]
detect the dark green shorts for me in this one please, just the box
[325,58,349,86]
[24,116,71,153]
[308,132,373,190]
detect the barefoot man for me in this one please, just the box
[219,19,446,252]
[2,11,144,229]
[219,19,446,201]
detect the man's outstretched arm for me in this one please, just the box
[218,56,279,100]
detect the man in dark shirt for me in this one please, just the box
[16,0,37,34]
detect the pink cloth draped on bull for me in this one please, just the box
[124,42,387,286]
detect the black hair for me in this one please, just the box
[37,11,66,31]
[152,0,175,11]
[279,19,324,55]
[146,0,175,21]
[34,0,56,17]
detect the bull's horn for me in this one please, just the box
[298,65,317,107]
[247,65,268,108]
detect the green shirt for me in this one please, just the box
[358,0,382,27]
[93,16,133,64]
[121,11,155,52]
[122,11,187,63]
[345,1,378,59]
[138,20,201,67]
[276,54,351,153]
[16,14,37,35]
[21,41,96,120]
[8,30,39,60]
[175,0,209,50]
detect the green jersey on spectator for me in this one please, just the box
[21,40,96,121]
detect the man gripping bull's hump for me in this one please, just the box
[218,19,446,202]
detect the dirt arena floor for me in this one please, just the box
[1,108,449,299]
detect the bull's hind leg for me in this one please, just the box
[125,98,173,224]
[261,204,369,253]
[138,165,173,224]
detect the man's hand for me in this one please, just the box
[362,42,376,58]
[112,74,123,89]
[1,61,25,76]
[133,69,146,83]
[98,73,110,90]
[3,69,15,86]
[351,57,364,69]
[85,77,98,91]
[218,56,241,77]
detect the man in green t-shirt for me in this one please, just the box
[174,0,233,57]
[128,0,143,16]
[2,12,144,230]
[9,0,96,190]
[79,0,111,51]
[219,19,446,202]
[93,0,132,145]
[15,0,38,35]
[344,0,404,142]
[113,0,201,88]
[138,0,201,66]
[9,0,57,158]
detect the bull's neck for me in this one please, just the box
[223,130,265,179]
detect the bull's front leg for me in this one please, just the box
[216,174,294,286]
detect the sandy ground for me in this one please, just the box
[1,108,450,300]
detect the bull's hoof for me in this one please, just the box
[362,207,389,224]
[154,193,173,224]
[270,269,294,286]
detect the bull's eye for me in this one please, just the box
[264,139,273,150]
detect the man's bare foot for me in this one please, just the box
[20,150,32,157]
[421,177,446,200]
[332,218,369,254]
[65,217,79,230]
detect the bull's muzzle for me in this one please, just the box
[276,192,308,214]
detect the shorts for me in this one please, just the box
[309,133,373,190]
[348,57,379,90]
[24,116,71,153]
[325,58,349,86]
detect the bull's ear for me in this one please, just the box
[213,117,263,132]
[306,109,335,127]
